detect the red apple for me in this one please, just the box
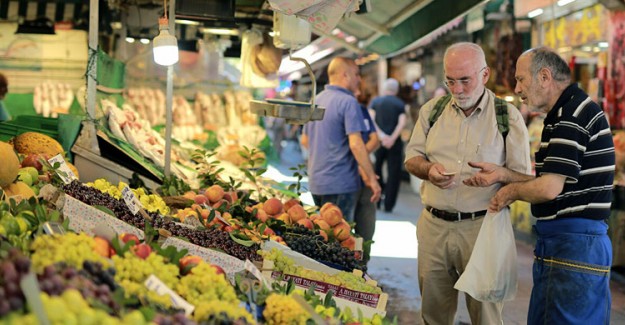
[209,264,225,275]
[21,154,45,171]
[179,255,203,274]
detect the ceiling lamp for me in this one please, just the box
[153,0,179,66]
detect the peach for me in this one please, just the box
[131,243,152,260]
[205,184,225,203]
[320,202,336,214]
[200,209,210,220]
[212,199,229,210]
[179,255,203,274]
[321,206,343,226]
[263,198,283,215]
[210,264,225,275]
[183,191,197,200]
[287,204,307,223]
[276,212,291,225]
[297,218,314,230]
[263,227,275,236]
[223,191,238,203]
[333,221,351,241]
[318,230,328,242]
[93,237,111,258]
[120,233,140,245]
[194,194,209,205]
[283,198,301,212]
[340,236,356,250]
[255,209,269,222]
[313,219,331,232]
[309,214,321,221]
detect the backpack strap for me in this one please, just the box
[428,95,452,128]
[494,97,509,142]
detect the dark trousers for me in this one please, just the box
[374,140,403,212]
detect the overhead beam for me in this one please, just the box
[348,14,390,35]
[360,0,433,49]
[314,28,364,55]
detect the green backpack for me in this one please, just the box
[428,94,510,141]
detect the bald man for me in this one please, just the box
[404,42,531,324]
[301,57,381,222]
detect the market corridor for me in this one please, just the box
[366,181,625,324]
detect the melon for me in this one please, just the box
[3,181,36,202]
[0,141,19,187]
[12,132,64,157]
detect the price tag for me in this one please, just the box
[245,259,271,289]
[47,154,77,184]
[121,186,141,215]
[144,275,195,316]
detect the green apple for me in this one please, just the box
[17,170,33,187]
[21,167,39,184]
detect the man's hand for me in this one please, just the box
[489,184,515,212]
[463,161,504,187]
[367,178,382,202]
[428,163,456,189]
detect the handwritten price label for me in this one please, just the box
[121,186,140,215]
[48,154,77,184]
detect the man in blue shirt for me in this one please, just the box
[301,57,381,221]
[465,47,614,324]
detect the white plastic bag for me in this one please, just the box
[454,209,518,302]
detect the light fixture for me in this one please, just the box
[557,0,576,6]
[199,27,239,36]
[175,19,200,26]
[126,37,136,43]
[527,8,544,18]
[504,95,515,102]
[140,38,150,44]
[153,0,179,66]
[598,42,609,48]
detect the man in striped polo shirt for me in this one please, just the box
[465,47,614,323]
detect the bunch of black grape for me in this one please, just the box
[283,226,365,272]
[153,312,197,325]
[38,261,120,312]
[0,249,30,316]
[63,180,147,229]
[153,217,260,261]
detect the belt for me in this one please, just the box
[426,206,487,222]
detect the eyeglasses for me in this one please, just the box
[444,66,487,88]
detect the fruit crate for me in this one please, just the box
[0,120,59,142]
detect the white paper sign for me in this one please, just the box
[144,275,195,315]
[121,186,141,215]
[48,154,77,184]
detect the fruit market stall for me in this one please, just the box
[0,137,395,324]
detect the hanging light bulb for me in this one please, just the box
[153,15,179,66]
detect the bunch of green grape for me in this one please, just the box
[193,300,254,324]
[176,262,238,306]
[31,233,110,273]
[112,252,179,308]
[263,293,310,325]
[260,248,381,294]
[3,289,149,325]
[339,306,385,325]
[86,179,169,215]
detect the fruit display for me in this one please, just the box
[86,178,170,215]
[0,141,19,187]
[263,293,310,325]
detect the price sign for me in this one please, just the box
[47,154,77,184]
[145,275,195,316]
[245,259,270,289]
[121,186,141,215]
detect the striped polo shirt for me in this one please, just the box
[532,83,615,220]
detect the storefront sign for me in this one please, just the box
[541,4,607,49]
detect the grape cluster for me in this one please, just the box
[262,293,309,325]
[0,249,30,316]
[152,312,197,325]
[153,218,260,261]
[63,181,149,229]
[37,262,119,312]
[283,226,365,272]
[30,233,110,273]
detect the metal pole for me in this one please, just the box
[164,0,176,177]
[83,0,100,154]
